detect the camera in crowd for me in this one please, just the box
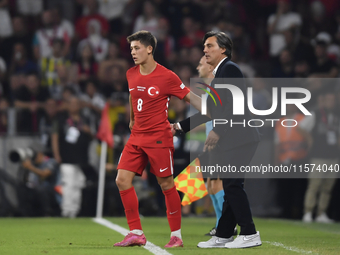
[8,142,45,163]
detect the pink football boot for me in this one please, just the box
[164,236,183,248]
[114,232,147,247]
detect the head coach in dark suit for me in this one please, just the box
[172,31,262,249]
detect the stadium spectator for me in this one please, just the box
[178,17,205,48]
[188,46,203,70]
[8,74,25,103]
[78,19,109,62]
[283,28,315,65]
[299,92,339,223]
[14,73,50,134]
[80,80,105,133]
[133,1,160,38]
[33,10,70,59]
[231,22,251,62]
[310,32,339,78]
[50,64,79,101]
[46,0,75,22]
[294,59,311,78]
[96,0,130,34]
[274,104,308,219]
[73,42,98,89]
[97,41,129,84]
[176,64,193,90]
[154,18,175,66]
[17,142,60,216]
[0,0,13,38]
[39,98,59,157]
[58,86,79,112]
[52,96,93,218]
[0,16,34,65]
[267,0,302,58]
[100,64,127,98]
[16,0,43,16]
[40,39,72,96]
[164,0,203,39]
[75,0,110,40]
[51,6,75,40]
[271,48,295,77]
[9,43,38,76]
[300,1,337,43]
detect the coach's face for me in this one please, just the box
[130,40,152,65]
[197,56,213,78]
[203,36,226,68]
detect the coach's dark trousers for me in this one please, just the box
[214,142,259,238]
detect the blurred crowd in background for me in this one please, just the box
[1,0,340,221]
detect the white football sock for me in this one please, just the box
[130,229,143,235]
[171,229,182,239]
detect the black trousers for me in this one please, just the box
[215,142,259,238]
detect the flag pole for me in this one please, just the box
[96,141,107,219]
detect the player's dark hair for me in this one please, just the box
[203,31,233,59]
[127,30,157,55]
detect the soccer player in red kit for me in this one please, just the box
[114,30,201,248]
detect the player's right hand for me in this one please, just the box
[170,123,176,136]
[129,120,135,130]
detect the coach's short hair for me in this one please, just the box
[127,30,157,55]
[203,31,233,59]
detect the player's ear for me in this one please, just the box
[147,45,153,55]
[220,47,226,55]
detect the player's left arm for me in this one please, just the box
[183,91,203,113]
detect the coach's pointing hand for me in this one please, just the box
[204,130,220,152]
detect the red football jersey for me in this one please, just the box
[127,63,190,147]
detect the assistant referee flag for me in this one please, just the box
[174,157,208,206]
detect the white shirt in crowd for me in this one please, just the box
[97,0,130,20]
[0,7,13,38]
[267,12,302,57]
[133,16,159,38]
[16,0,43,15]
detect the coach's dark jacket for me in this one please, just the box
[179,57,260,150]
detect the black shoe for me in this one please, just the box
[205,227,216,236]
[205,226,237,236]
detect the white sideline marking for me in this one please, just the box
[93,218,172,255]
[265,241,315,254]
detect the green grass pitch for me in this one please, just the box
[0,217,339,255]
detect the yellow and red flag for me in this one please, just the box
[174,157,208,206]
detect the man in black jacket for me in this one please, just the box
[172,31,262,248]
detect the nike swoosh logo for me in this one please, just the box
[169,210,178,215]
[160,167,168,172]
[215,240,226,244]
[243,235,257,241]
[215,238,229,244]
[129,88,135,91]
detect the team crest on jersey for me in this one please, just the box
[148,85,160,97]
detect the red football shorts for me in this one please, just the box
[117,142,174,177]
